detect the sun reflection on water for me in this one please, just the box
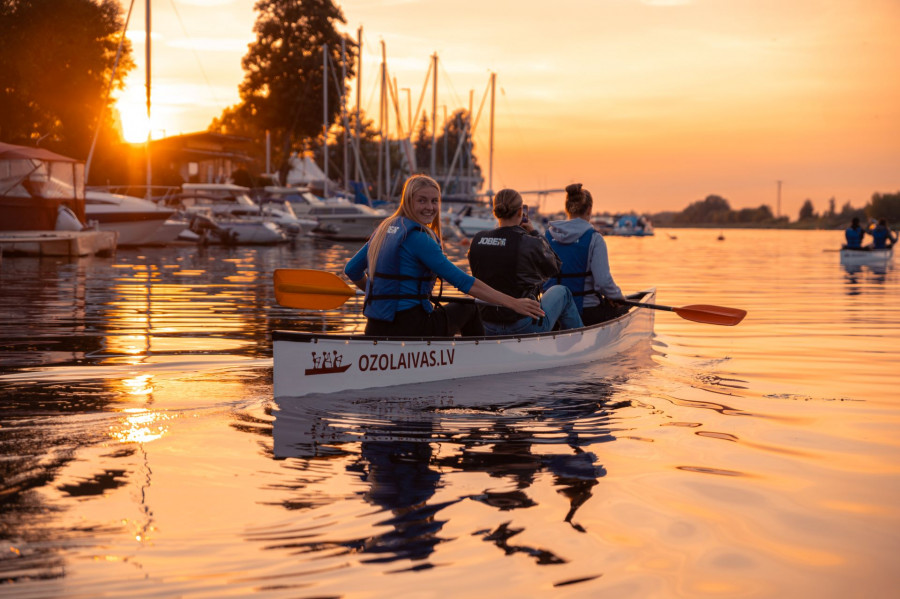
[111,408,170,444]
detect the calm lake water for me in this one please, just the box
[1,229,898,598]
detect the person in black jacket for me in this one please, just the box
[467,189,583,335]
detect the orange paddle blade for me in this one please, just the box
[621,299,747,326]
[672,304,747,326]
[274,268,360,310]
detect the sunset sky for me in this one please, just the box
[116,0,900,217]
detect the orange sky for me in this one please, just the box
[116,0,900,217]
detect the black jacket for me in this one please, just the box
[468,225,561,322]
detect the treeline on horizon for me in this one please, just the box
[0,0,481,197]
[649,192,900,229]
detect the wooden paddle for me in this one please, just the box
[274,268,747,326]
[617,299,746,326]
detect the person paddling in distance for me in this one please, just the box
[869,219,897,249]
[544,183,627,325]
[844,217,868,249]
[344,174,544,337]
[467,189,583,335]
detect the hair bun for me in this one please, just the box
[565,183,582,196]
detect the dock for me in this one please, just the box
[0,230,117,257]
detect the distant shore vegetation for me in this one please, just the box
[650,191,900,229]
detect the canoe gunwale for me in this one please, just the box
[272,289,652,344]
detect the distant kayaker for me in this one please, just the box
[844,217,868,249]
[467,189,583,335]
[344,174,544,336]
[544,183,627,325]
[869,219,897,249]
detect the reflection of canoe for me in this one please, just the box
[840,247,893,265]
[273,289,656,398]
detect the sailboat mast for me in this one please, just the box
[430,52,438,178]
[145,0,151,196]
[355,27,362,182]
[322,43,328,198]
[341,38,348,192]
[488,71,495,198]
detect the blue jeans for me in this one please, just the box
[483,285,583,335]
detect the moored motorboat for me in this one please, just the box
[264,186,387,241]
[839,246,894,266]
[611,214,654,236]
[84,189,177,246]
[273,289,657,398]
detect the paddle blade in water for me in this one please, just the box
[673,304,747,326]
[274,269,358,310]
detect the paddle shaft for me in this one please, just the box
[277,282,481,304]
[618,299,676,313]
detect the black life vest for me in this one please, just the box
[468,227,536,323]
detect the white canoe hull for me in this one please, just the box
[840,247,893,265]
[273,289,656,398]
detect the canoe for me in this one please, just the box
[840,246,894,266]
[273,289,657,398]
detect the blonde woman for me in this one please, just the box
[344,174,544,336]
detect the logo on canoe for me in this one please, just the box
[306,351,352,376]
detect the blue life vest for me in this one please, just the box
[870,226,890,249]
[364,217,436,322]
[844,226,864,249]
[543,228,594,312]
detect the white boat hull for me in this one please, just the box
[310,214,384,241]
[84,190,175,246]
[840,247,893,265]
[211,220,286,245]
[144,218,190,245]
[273,289,656,398]
[90,217,168,246]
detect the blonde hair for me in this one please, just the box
[565,183,593,218]
[492,188,523,220]
[367,174,443,271]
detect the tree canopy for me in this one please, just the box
[213,0,356,177]
[869,192,900,222]
[0,0,132,160]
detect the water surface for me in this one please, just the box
[1,229,898,598]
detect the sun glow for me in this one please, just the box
[116,84,153,144]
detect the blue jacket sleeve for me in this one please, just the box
[407,230,476,293]
[344,242,369,281]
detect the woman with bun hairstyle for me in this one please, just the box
[543,183,626,325]
[344,174,544,337]
[467,188,582,335]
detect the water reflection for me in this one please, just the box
[268,381,620,568]
[841,261,892,290]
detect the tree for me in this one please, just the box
[674,195,731,224]
[413,114,432,172]
[230,0,356,178]
[868,192,900,222]
[0,0,133,160]
[436,109,483,195]
[316,108,382,190]
[798,199,816,221]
